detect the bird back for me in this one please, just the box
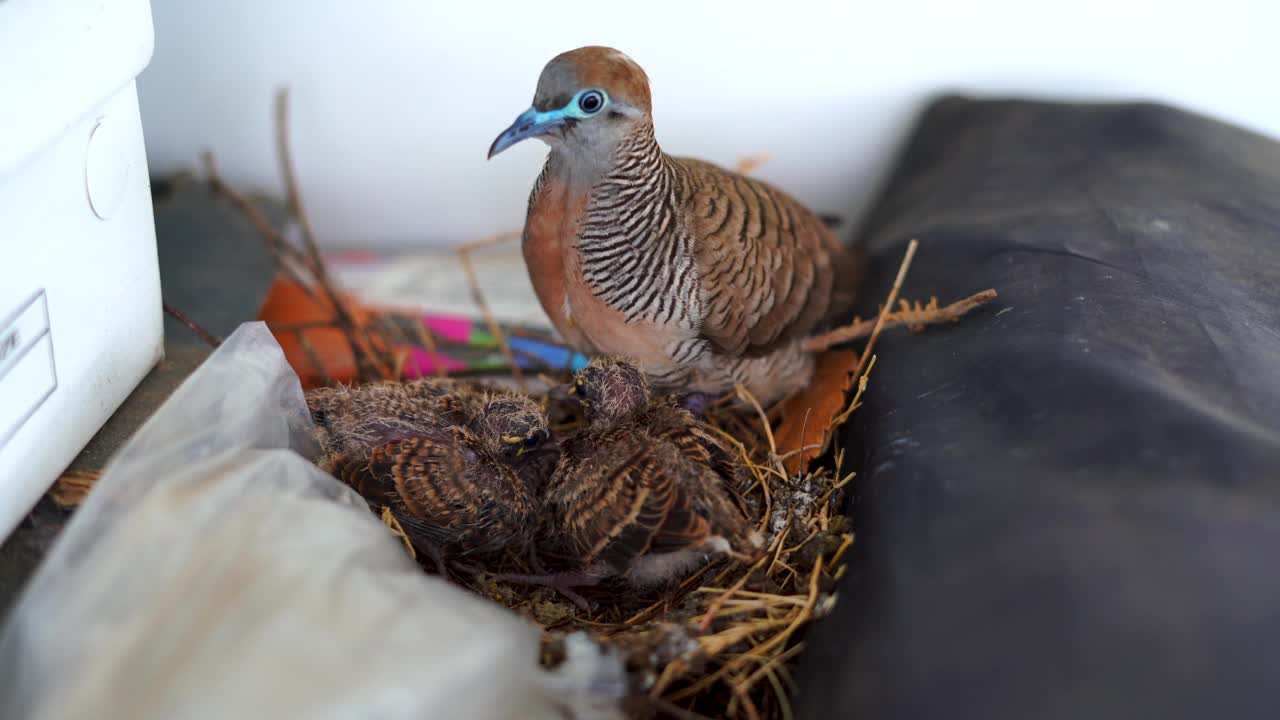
[306,379,483,459]
[336,429,537,559]
[674,157,864,357]
[545,420,755,577]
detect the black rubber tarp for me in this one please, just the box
[798,98,1280,718]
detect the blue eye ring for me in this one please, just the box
[577,89,605,115]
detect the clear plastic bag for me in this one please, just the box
[0,322,623,720]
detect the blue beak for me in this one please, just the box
[488,106,566,159]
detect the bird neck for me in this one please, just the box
[549,120,667,192]
[586,412,631,434]
[558,120,693,327]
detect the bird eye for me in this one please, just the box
[578,90,604,114]
[522,435,540,448]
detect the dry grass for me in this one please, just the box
[392,368,869,719]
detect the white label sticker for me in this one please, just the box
[0,291,56,449]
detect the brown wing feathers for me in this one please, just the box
[334,433,476,554]
[562,437,711,571]
[685,160,848,357]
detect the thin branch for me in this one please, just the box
[295,332,333,386]
[803,287,998,352]
[377,315,419,379]
[697,551,773,633]
[831,355,876,428]
[205,147,388,381]
[749,556,823,660]
[854,239,917,382]
[455,229,521,254]
[274,89,324,265]
[273,87,390,382]
[734,153,771,176]
[794,406,813,474]
[456,246,526,390]
[380,506,417,560]
[49,470,101,508]
[163,301,222,348]
[202,150,317,284]
[735,643,805,707]
[261,320,340,334]
[204,151,304,264]
[410,317,449,378]
[735,384,778,463]
[652,698,717,720]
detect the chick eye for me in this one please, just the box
[522,435,540,448]
[578,90,604,115]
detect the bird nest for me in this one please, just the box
[148,89,998,720]
[453,379,867,720]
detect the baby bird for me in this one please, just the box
[306,377,487,462]
[489,46,866,406]
[568,359,746,493]
[502,359,759,608]
[330,394,555,576]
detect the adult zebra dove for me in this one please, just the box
[489,46,865,405]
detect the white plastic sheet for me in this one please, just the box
[0,322,623,720]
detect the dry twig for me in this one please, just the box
[803,287,997,351]
[455,240,527,390]
[380,506,417,560]
[854,239,917,379]
[163,301,223,348]
[48,470,101,508]
[734,153,771,175]
[273,88,390,381]
[410,317,448,378]
[204,91,398,383]
[202,151,322,303]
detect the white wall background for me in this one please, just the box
[138,0,1280,249]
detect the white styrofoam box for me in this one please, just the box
[0,0,162,540]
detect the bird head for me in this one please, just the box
[565,357,650,425]
[471,395,553,463]
[488,46,652,161]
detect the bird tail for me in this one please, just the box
[826,241,869,325]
